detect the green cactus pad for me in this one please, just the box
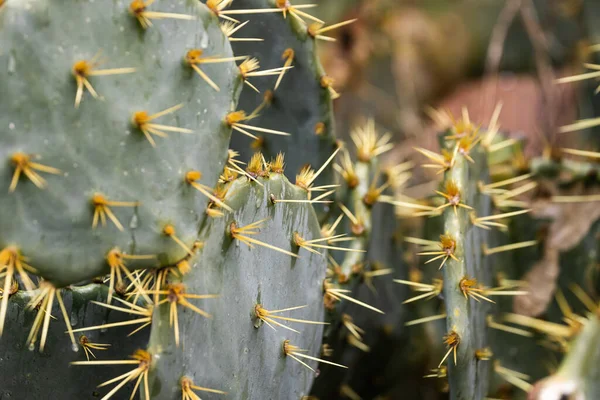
[225,0,338,182]
[147,173,328,399]
[0,285,150,398]
[0,0,241,286]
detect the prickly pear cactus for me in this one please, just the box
[397,110,550,400]
[225,0,339,184]
[0,0,350,398]
[0,0,241,286]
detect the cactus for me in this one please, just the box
[0,0,358,398]
[397,104,600,400]
[308,119,418,399]
[529,310,600,399]
[224,0,345,202]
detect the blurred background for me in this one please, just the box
[305,1,600,399]
[316,0,598,166]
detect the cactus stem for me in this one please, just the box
[405,313,447,327]
[79,335,111,361]
[324,280,383,314]
[482,240,537,256]
[25,282,76,352]
[8,152,61,192]
[71,349,152,400]
[71,298,153,336]
[128,0,195,29]
[180,376,227,399]
[494,362,532,393]
[282,339,347,372]
[230,219,299,257]
[71,53,136,108]
[255,304,327,333]
[92,194,140,231]
[439,330,461,367]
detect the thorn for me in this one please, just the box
[163,224,195,256]
[181,376,227,398]
[79,335,111,361]
[72,52,135,108]
[274,48,294,90]
[8,152,61,192]
[129,0,195,28]
[185,50,247,91]
[71,349,152,400]
[255,304,327,333]
[230,219,298,258]
[185,170,233,212]
[92,194,139,231]
[131,104,192,147]
[324,280,383,314]
[283,339,347,372]
[405,313,446,326]
[483,240,537,256]
[417,234,458,269]
[144,283,217,347]
[439,330,460,367]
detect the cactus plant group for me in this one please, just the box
[2,1,600,400]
